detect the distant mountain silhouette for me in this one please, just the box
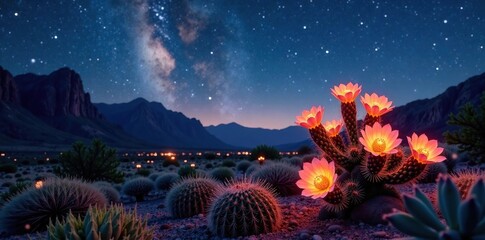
[0,66,149,149]
[382,72,485,141]
[205,122,310,148]
[95,98,234,150]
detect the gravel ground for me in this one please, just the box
[1,183,437,240]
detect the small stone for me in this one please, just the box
[289,219,299,228]
[312,234,323,240]
[371,231,389,238]
[327,224,343,233]
[159,224,171,230]
[299,231,311,240]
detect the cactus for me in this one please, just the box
[122,177,154,202]
[417,162,448,183]
[154,173,180,190]
[210,167,235,182]
[295,82,448,224]
[47,205,153,240]
[94,182,121,204]
[165,177,219,218]
[236,160,252,173]
[208,179,282,237]
[450,168,484,199]
[148,172,163,181]
[221,159,236,167]
[251,162,301,196]
[0,178,107,235]
[283,157,304,168]
[385,175,485,239]
[178,165,197,178]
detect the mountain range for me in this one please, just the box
[1,65,484,150]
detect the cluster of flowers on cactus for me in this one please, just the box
[295,82,446,209]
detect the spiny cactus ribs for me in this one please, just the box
[295,82,447,224]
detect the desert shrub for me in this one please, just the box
[250,145,280,160]
[178,165,196,178]
[251,163,300,196]
[166,178,219,218]
[284,157,303,168]
[54,139,124,183]
[208,179,282,237]
[122,177,154,202]
[302,154,318,163]
[245,164,260,176]
[444,92,485,165]
[148,172,162,181]
[162,159,180,167]
[0,163,17,174]
[210,167,235,182]
[94,182,121,204]
[205,163,214,169]
[155,173,180,190]
[0,181,29,208]
[297,145,314,155]
[196,169,208,178]
[236,160,252,173]
[48,205,153,240]
[204,152,217,160]
[136,168,151,177]
[221,159,236,167]
[0,178,107,235]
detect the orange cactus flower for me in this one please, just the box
[359,122,402,156]
[323,119,344,137]
[360,93,394,117]
[296,157,337,199]
[295,106,323,129]
[331,82,362,103]
[407,133,446,163]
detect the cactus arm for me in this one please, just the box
[341,102,359,146]
[402,194,446,231]
[384,150,404,172]
[474,218,485,235]
[330,135,346,152]
[385,212,439,238]
[362,154,386,182]
[309,125,354,170]
[458,197,481,236]
[439,177,461,230]
[384,157,426,185]
[363,114,380,128]
[469,179,485,215]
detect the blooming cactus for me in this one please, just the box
[296,157,337,199]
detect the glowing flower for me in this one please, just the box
[323,119,344,137]
[360,93,394,117]
[295,106,323,129]
[296,157,337,199]
[359,122,402,156]
[331,82,362,103]
[407,133,446,163]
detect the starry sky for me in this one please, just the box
[1,0,484,129]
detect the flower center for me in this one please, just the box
[418,148,430,158]
[314,175,330,190]
[371,138,386,153]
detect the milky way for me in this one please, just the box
[1,0,484,128]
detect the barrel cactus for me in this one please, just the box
[94,182,120,204]
[47,205,153,240]
[210,167,235,182]
[122,177,154,202]
[0,178,107,235]
[251,162,301,196]
[208,179,282,237]
[165,177,219,218]
[155,173,180,191]
[450,168,484,199]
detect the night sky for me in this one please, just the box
[1,0,484,129]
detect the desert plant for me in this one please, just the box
[208,179,282,237]
[298,145,314,155]
[284,156,303,168]
[205,163,214,169]
[444,92,485,165]
[294,83,449,224]
[0,178,107,235]
[0,163,17,173]
[178,165,197,178]
[0,181,29,207]
[204,152,217,160]
[251,162,300,196]
[55,139,124,183]
[245,164,260,176]
[122,177,154,202]
[148,172,162,181]
[136,168,151,177]
[155,173,180,190]
[250,145,280,160]
[162,159,180,167]
[385,176,485,239]
[47,205,153,240]
[450,168,485,199]
[210,167,235,182]
[165,177,219,218]
[236,160,252,173]
[221,159,236,167]
[93,182,120,204]
[417,162,448,183]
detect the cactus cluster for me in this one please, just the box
[208,179,282,238]
[155,173,180,191]
[94,181,121,204]
[295,82,448,224]
[47,205,153,240]
[0,178,107,235]
[450,168,484,199]
[210,167,235,182]
[251,162,301,196]
[165,177,219,218]
[122,177,154,202]
[385,175,485,239]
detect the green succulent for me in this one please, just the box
[47,205,153,240]
[385,176,485,240]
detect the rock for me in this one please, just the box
[371,231,390,238]
[0,66,19,104]
[312,234,323,240]
[327,224,343,233]
[351,195,404,225]
[299,231,311,240]
[318,207,338,220]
